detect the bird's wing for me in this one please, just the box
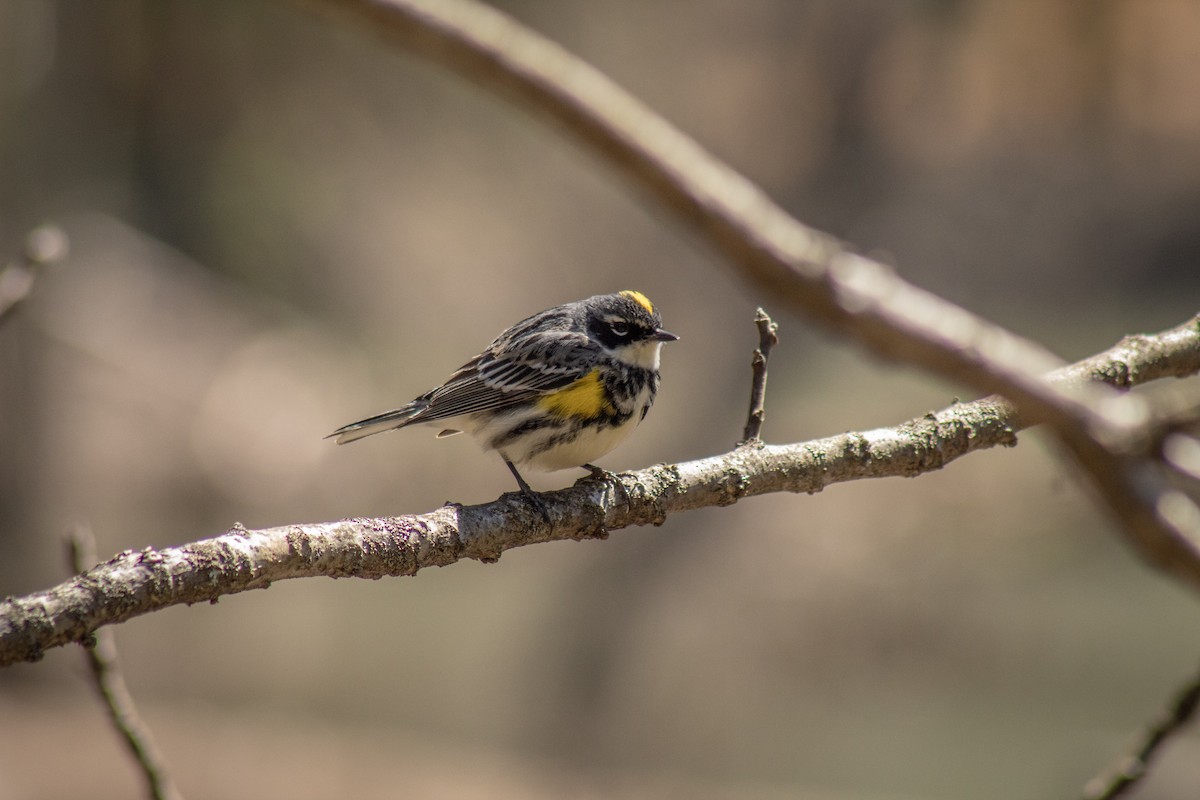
[409,331,601,423]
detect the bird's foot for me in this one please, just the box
[581,463,631,507]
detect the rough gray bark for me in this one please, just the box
[2,314,1196,667]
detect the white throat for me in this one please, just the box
[614,340,663,370]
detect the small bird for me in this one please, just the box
[328,291,678,505]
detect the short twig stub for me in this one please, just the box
[742,308,780,444]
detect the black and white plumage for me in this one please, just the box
[329,291,677,493]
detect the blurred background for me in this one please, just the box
[2,1,1199,798]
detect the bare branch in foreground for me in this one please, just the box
[741,307,779,444]
[66,527,183,800]
[2,314,1197,668]
[1082,664,1200,800]
[317,0,1200,593]
[0,224,69,326]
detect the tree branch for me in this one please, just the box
[741,308,779,444]
[315,0,1200,592]
[66,527,183,800]
[312,0,1130,439]
[1082,664,1200,800]
[3,313,1197,668]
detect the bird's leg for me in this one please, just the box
[504,458,537,495]
[504,458,551,522]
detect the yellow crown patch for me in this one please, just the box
[619,290,654,314]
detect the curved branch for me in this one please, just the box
[314,0,1200,591]
[320,0,1124,435]
[3,314,1197,668]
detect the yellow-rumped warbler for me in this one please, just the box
[329,291,677,503]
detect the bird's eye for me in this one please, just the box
[610,321,630,337]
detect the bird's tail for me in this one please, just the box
[326,403,423,445]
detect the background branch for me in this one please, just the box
[319,0,1200,593]
[66,527,183,800]
[3,313,1197,668]
[1082,664,1200,800]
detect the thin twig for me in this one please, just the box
[3,314,1196,668]
[1082,665,1200,800]
[66,526,183,800]
[741,307,779,443]
[0,225,68,326]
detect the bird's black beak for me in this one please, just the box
[653,328,679,342]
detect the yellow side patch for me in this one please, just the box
[620,290,654,314]
[538,369,614,419]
